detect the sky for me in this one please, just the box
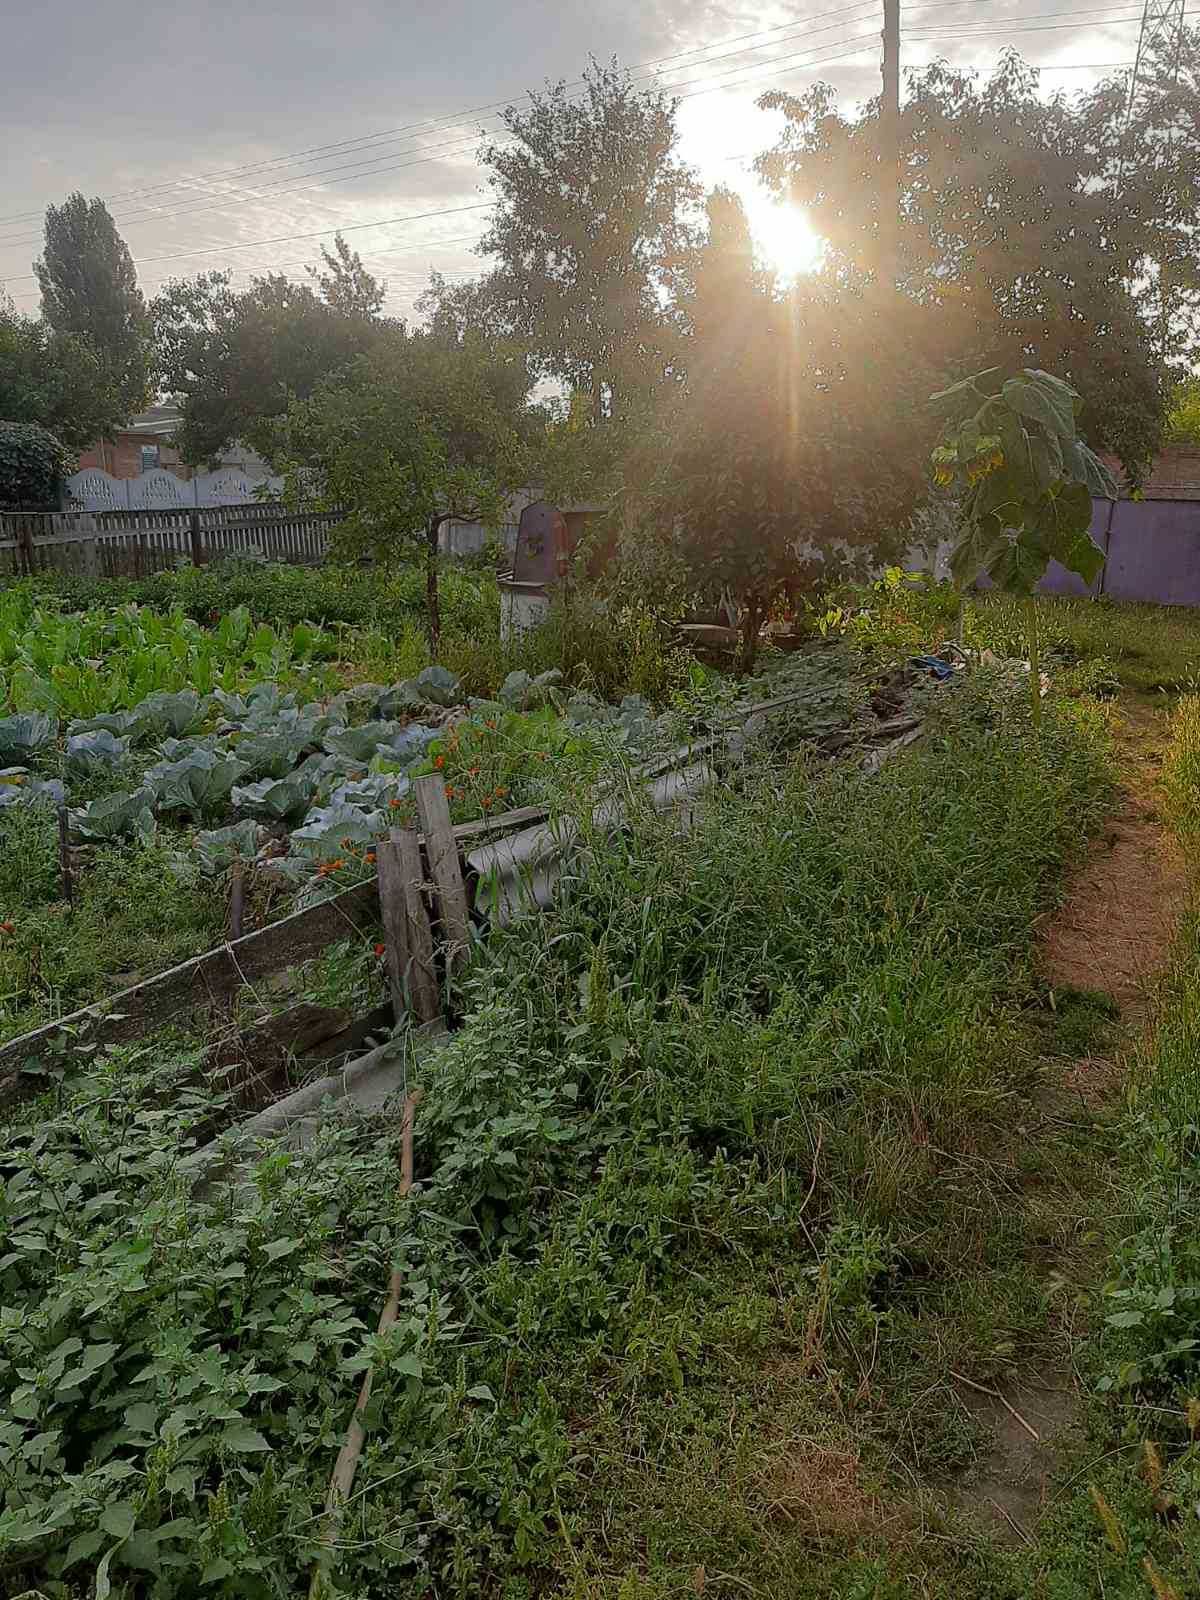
[0,0,1146,323]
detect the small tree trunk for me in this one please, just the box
[425,514,442,658]
[1026,593,1042,732]
[738,600,762,674]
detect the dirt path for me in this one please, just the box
[1041,699,1189,1021]
[953,696,1191,1545]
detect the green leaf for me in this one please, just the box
[930,368,1000,404]
[948,518,1012,590]
[1028,483,1104,584]
[466,1383,496,1402]
[988,535,1048,595]
[95,1544,116,1600]
[1003,372,1077,438]
[222,1425,271,1452]
[62,1528,107,1569]
[1105,1310,1145,1328]
[1062,436,1119,498]
[122,1529,164,1574]
[99,1502,137,1541]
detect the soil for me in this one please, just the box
[954,697,1191,1547]
[1040,699,1189,1019]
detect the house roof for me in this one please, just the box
[125,404,182,437]
[1101,445,1200,501]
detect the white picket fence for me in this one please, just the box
[65,467,285,512]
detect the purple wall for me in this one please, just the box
[1102,499,1200,606]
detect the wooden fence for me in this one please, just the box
[0,505,342,578]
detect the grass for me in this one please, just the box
[831,571,1200,697]
[0,671,1121,1594]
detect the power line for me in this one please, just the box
[0,20,884,254]
[0,0,885,234]
[1,31,884,286]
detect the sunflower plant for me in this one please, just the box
[930,367,1117,727]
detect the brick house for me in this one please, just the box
[76,404,188,479]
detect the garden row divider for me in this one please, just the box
[0,679,851,1103]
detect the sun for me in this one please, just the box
[742,191,825,281]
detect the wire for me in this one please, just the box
[0,14,884,252]
[0,0,885,232]
[0,32,883,284]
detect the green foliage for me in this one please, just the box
[0,674,1114,1593]
[0,419,73,510]
[34,192,150,419]
[151,266,386,464]
[1165,375,1200,446]
[0,836,225,1037]
[615,187,933,669]
[759,54,1169,478]
[1164,695,1200,840]
[479,58,702,414]
[0,297,122,448]
[931,367,1117,595]
[0,591,337,718]
[278,334,529,649]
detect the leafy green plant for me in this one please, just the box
[71,788,156,842]
[0,712,53,762]
[0,420,73,508]
[930,366,1118,727]
[144,748,248,816]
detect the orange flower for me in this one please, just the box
[374,942,386,957]
[434,754,445,769]
[445,783,454,798]
[0,920,13,935]
[495,786,508,799]
[364,850,376,864]
[469,766,479,777]
[481,795,492,808]
[389,796,402,809]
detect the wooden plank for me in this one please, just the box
[375,836,412,1021]
[413,774,472,972]
[0,801,545,1088]
[395,828,440,1024]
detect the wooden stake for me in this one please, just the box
[57,805,73,908]
[309,1092,420,1596]
[412,773,471,973]
[376,834,412,1022]
[229,859,245,942]
[395,828,440,1024]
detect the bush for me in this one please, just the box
[0,419,73,509]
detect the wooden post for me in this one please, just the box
[376,834,413,1022]
[412,774,471,973]
[189,507,203,567]
[57,805,73,908]
[229,859,245,942]
[395,828,440,1024]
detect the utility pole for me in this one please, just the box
[880,0,901,290]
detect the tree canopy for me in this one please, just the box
[757,54,1168,481]
[278,329,531,648]
[479,59,701,420]
[613,189,935,666]
[152,240,389,464]
[0,299,122,449]
[35,193,151,422]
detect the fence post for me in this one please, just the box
[17,516,34,575]
[189,507,203,567]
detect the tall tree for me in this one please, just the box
[480,59,702,421]
[152,270,390,464]
[615,189,934,668]
[305,233,387,319]
[0,298,122,448]
[1087,23,1200,370]
[35,193,151,420]
[757,54,1168,480]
